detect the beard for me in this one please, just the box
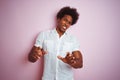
[56,26,67,35]
[59,26,67,33]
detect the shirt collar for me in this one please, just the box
[52,28,68,36]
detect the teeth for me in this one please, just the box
[63,26,66,29]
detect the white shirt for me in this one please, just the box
[34,29,80,80]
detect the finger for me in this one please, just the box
[66,52,73,58]
[72,56,75,60]
[36,52,42,57]
[57,56,63,60]
[67,54,73,60]
[57,56,67,63]
[73,61,76,64]
[33,52,41,58]
[35,50,42,57]
[71,60,76,63]
[66,52,70,56]
[32,56,38,60]
[66,52,71,59]
[34,55,40,59]
[69,54,73,58]
[42,50,48,55]
[36,56,41,59]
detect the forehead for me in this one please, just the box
[63,15,72,20]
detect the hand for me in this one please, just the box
[33,48,47,59]
[57,52,76,65]
[29,46,47,62]
[32,47,42,59]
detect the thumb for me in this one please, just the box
[57,56,67,63]
[57,56,63,60]
[41,49,47,55]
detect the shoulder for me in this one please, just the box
[38,29,52,35]
[37,29,55,40]
[40,29,51,33]
[66,32,78,41]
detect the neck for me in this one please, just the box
[56,28,64,37]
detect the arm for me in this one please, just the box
[28,31,46,62]
[28,46,46,63]
[58,51,83,69]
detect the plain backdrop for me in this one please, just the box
[0,0,120,80]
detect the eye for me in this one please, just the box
[63,18,72,25]
[68,21,72,25]
[63,18,67,22]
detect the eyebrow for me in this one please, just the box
[65,18,72,24]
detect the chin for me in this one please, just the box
[59,28,66,33]
[61,29,66,33]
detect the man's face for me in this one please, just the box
[57,15,72,33]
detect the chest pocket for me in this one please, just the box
[61,42,73,53]
[43,40,54,53]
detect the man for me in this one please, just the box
[28,6,83,80]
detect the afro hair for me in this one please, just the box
[57,6,79,25]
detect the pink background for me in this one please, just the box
[0,0,120,80]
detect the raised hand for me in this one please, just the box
[57,51,83,68]
[28,46,47,62]
[57,52,76,65]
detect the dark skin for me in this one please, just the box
[28,46,46,62]
[56,15,83,68]
[28,15,83,68]
[58,51,83,68]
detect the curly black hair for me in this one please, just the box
[56,6,79,25]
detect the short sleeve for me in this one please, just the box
[34,32,44,48]
[72,37,80,51]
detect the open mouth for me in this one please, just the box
[63,26,67,30]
